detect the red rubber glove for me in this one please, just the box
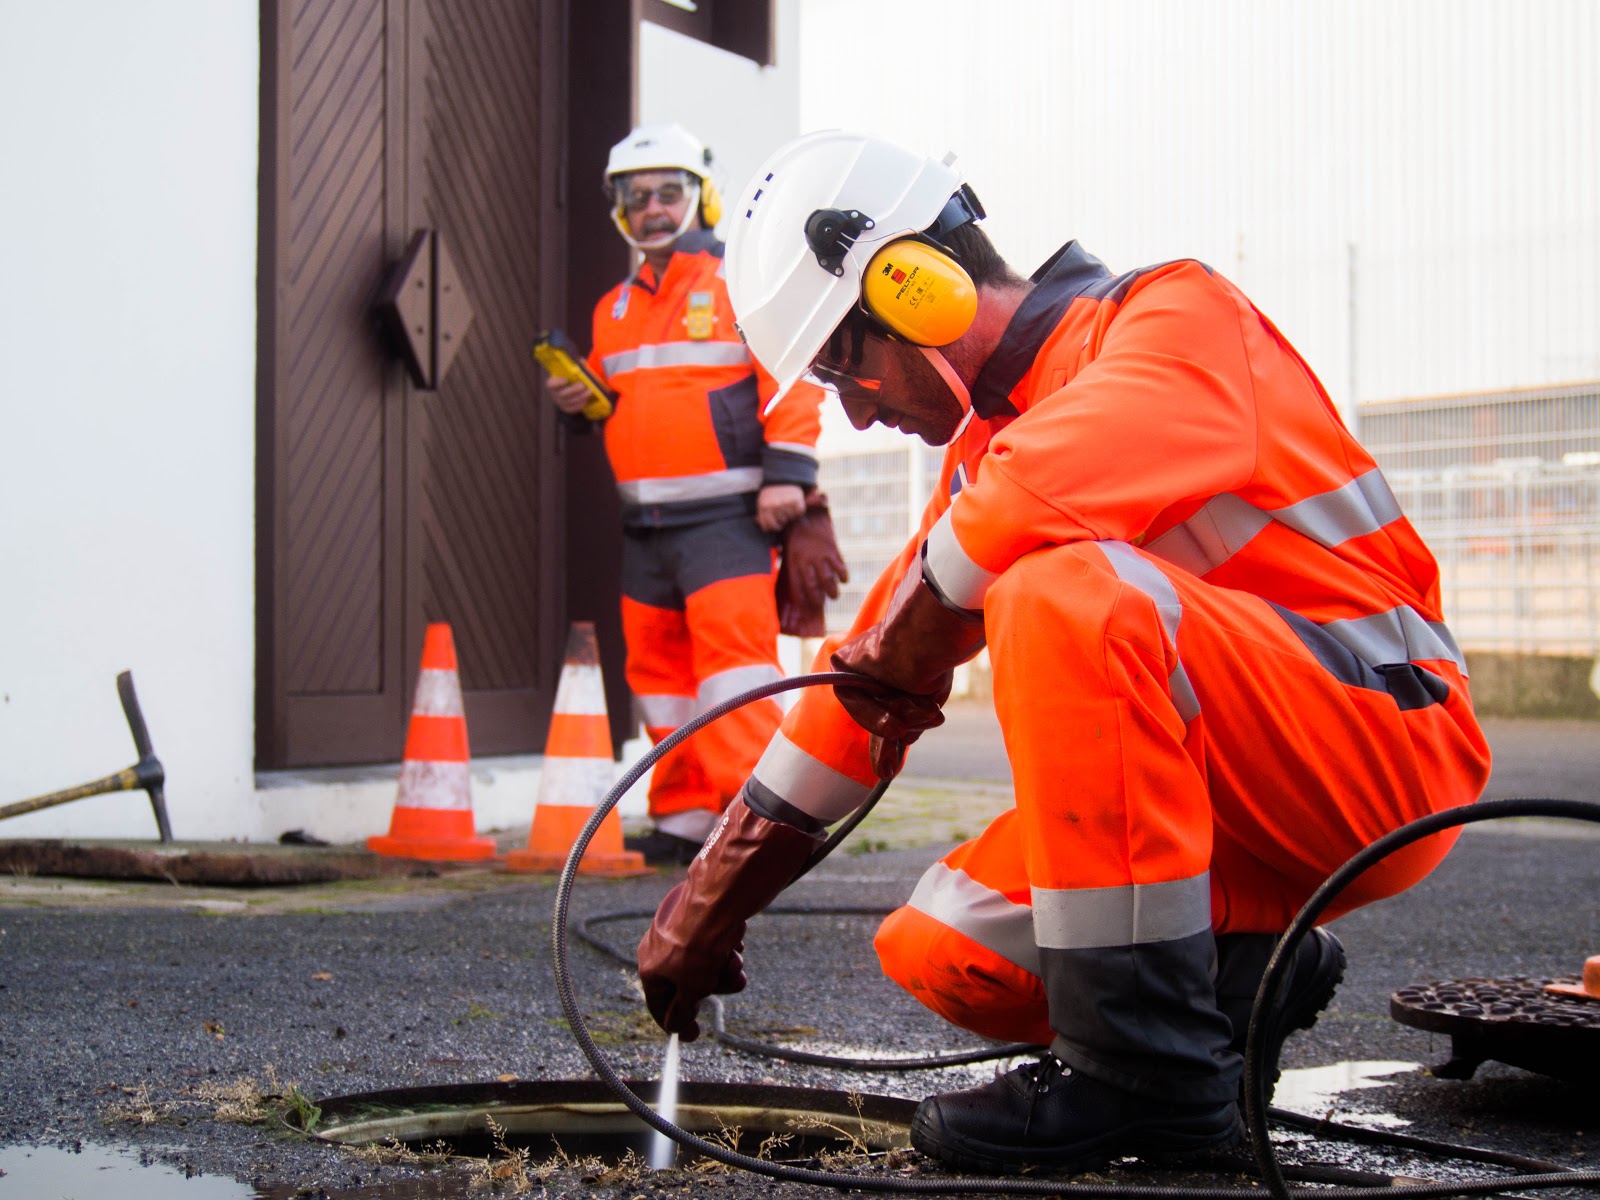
[777,492,849,638]
[830,559,986,780]
[636,797,821,1040]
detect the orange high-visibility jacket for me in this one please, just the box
[749,243,1473,822]
[586,231,823,527]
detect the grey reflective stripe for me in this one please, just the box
[1320,606,1468,672]
[1274,470,1403,547]
[763,440,819,461]
[751,730,877,823]
[637,692,694,730]
[924,508,1000,612]
[1144,494,1269,578]
[907,861,1041,977]
[601,341,751,374]
[1032,871,1212,950]
[618,467,764,505]
[698,664,783,712]
[1099,542,1200,723]
[1145,468,1403,577]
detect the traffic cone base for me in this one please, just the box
[369,623,497,863]
[504,622,648,877]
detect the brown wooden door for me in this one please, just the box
[258,0,566,767]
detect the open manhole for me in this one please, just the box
[1390,975,1600,1082]
[301,1079,917,1166]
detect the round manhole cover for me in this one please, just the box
[1390,975,1600,1082]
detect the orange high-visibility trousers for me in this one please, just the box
[621,516,784,822]
[876,540,1490,1078]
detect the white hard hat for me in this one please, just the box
[725,129,965,404]
[605,121,714,185]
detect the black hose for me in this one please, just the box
[1241,796,1600,1200]
[575,905,1042,1070]
[551,671,1600,1195]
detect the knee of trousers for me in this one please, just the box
[985,542,1180,696]
[874,905,1054,1047]
[979,544,1171,662]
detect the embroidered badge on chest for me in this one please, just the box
[684,290,715,340]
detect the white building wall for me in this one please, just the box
[0,5,260,840]
[798,0,1600,418]
[0,2,816,842]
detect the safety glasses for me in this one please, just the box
[619,175,692,212]
[803,319,893,403]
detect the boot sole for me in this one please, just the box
[1254,928,1347,1099]
[910,1104,1243,1176]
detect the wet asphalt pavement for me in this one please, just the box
[1,704,1597,1198]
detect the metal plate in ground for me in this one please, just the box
[1390,975,1600,1082]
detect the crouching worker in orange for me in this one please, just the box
[547,123,841,865]
[635,130,1491,1173]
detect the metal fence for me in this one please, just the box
[818,381,1600,656]
[1361,382,1600,656]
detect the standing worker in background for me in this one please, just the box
[546,123,845,866]
[637,130,1491,1171]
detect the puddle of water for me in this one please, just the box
[1272,1060,1420,1127]
[0,1143,252,1198]
[0,1142,469,1199]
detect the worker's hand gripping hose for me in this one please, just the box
[551,669,1600,1195]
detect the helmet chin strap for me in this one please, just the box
[612,184,703,252]
[917,345,976,441]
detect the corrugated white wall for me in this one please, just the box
[799,0,1600,416]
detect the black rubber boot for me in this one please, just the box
[909,1054,1242,1175]
[1215,928,1347,1102]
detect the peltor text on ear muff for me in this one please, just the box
[861,239,978,346]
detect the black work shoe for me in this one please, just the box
[1222,927,1347,1102]
[910,1054,1242,1175]
[623,828,703,866]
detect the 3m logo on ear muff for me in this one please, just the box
[862,240,977,346]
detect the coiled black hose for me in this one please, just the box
[551,671,1600,1196]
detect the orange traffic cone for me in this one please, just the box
[504,622,648,876]
[368,623,496,862]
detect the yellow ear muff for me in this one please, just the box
[698,178,723,229]
[861,240,978,346]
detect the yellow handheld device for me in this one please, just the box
[534,329,615,420]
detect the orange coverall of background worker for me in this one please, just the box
[553,124,828,863]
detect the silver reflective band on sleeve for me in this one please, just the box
[908,861,1041,977]
[751,730,877,823]
[1274,469,1403,547]
[698,664,784,713]
[637,692,695,731]
[1031,871,1212,950]
[1098,542,1200,723]
[764,441,820,461]
[1321,606,1468,673]
[601,340,752,375]
[924,508,1000,612]
[1146,468,1404,577]
[1144,494,1269,578]
[618,467,764,505]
